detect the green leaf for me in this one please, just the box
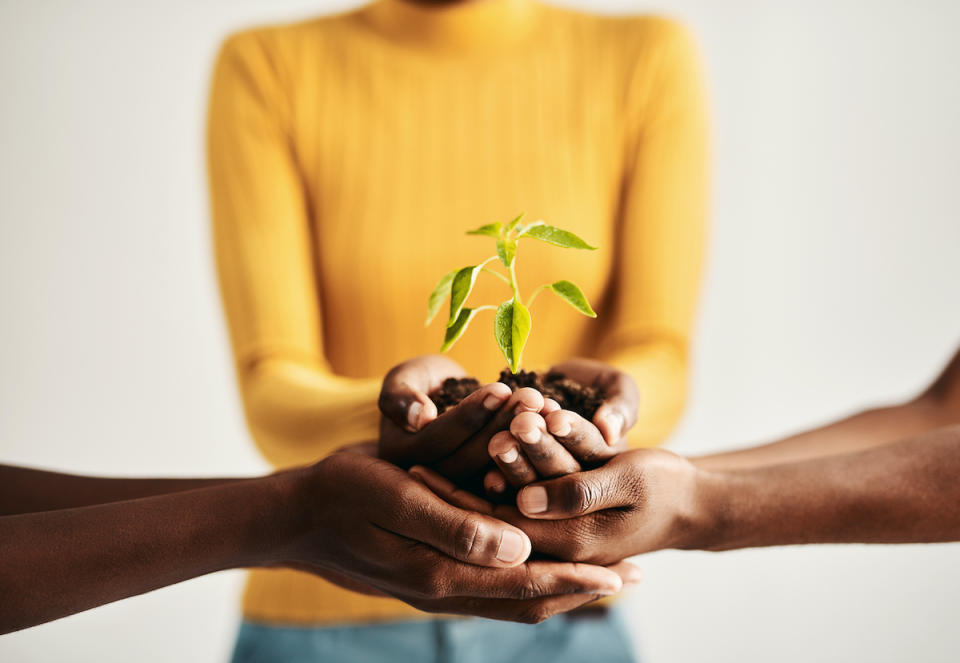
[441,308,479,352]
[520,224,597,250]
[494,298,532,373]
[549,280,596,317]
[447,265,482,327]
[466,222,502,238]
[504,212,526,233]
[496,238,517,267]
[425,269,458,325]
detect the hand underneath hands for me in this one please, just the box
[288,446,640,622]
[413,448,703,566]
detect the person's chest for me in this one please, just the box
[284,43,628,370]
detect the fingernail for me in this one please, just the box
[483,391,506,410]
[498,448,519,464]
[548,418,571,437]
[594,586,620,597]
[514,403,535,415]
[486,477,506,494]
[407,402,423,430]
[496,530,526,563]
[623,568,643,586]
[518,428,541,445]
[518,486,548,514]
[605,412,624,444]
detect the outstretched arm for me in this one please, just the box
[0,471,297,633]
[693,345,960,471]
[0,465,240,516]
[0,450,636,634]
[419,424,960,563]
[696,424,960,550]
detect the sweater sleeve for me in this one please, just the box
[207,32,380,468]
[600,20,709,448]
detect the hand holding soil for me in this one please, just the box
[378,355,549,483]
[484,358,639,497]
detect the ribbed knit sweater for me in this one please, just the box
[207,0,708,625]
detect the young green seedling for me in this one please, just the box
[425,213,598,373]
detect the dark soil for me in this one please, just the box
[429,369,605,420]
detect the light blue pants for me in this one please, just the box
[231,610,637,663]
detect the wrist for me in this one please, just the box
[676,465,739,551]
[240,467,319,569]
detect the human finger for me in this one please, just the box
[488,431,539,488]
[510,412,581,478]
[543,410,623,464]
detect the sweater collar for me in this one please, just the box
[359,0,541,54]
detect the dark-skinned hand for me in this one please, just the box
[411,447,701,566]
[482,357,639,497]
[378,355,547,484]
[287,445,642,622]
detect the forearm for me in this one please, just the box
[242,358,381,467]
[691,425,960,551]
[693,394,960,473]
[0,470,309,634]
[0,465,242,516]
[694,346,960,472]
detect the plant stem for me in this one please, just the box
[525,283,550,307]
[473,305,498,313]
[481,268,511,286]
[508,257,520,301]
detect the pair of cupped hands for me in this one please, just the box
[290,355,699,624]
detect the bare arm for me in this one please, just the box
[693,346,960,471]
[0,451,634,634]
[0,465,242,516]
[696,424,960,550]
[424,424,960,563]
[0,471,300,633]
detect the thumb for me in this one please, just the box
[379,380,437,433]
[379,356,463,431]
[593,378,638,446]
[516,461,638,519]
[385,475,532,568]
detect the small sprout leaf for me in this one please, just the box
[549,280,596,317]
[496,238,517,267]
[494,298,532,373]
[425,269,458,325]
[466,222,502,238]
[448,265,482,327]
[505,212,526,233]
[442,308,479,352]
[520,224,597,250]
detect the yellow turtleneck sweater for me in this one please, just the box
[207,0,708,625]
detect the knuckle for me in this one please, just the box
[452,513,485,562]
[518,578,543,601]
[415,566,448,599]
[516,566,547,600]
[561,477,599,515]
[558,522,600,561]
[517,604,552,625]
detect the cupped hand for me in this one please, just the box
[415,448,704,566]
[482,358,637,495]
[549,358,639,445]
[378,355,545,482]
[285,447,640,622]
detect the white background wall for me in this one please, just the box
[1,0,958,661]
